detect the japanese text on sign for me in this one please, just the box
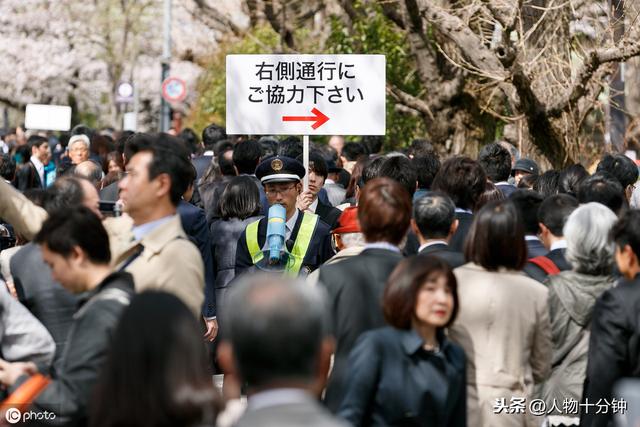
[226,54,386,135]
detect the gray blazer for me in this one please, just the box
[234,394,349,427]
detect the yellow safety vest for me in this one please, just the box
[245,212,319,276]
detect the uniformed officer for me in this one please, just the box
[235,155,334,277]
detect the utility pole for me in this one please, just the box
[160,0,172,132]
[606,0,626,152]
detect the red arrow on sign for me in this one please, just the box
[282,108,329,130]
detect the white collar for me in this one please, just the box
[525,235,541,242]
[286,209,299,233]
[30,155,44,171]
[495,181,512,186]
[455,207,472,215]
[550,239,567,251]
[309,198,319,213]
[418,240,448,252]
[132,215,174,241]
[325,178,335,184]
[365,242,401,253]
[248,388,312,411]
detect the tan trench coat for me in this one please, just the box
[449,263,552,427]
[0,179,204,316]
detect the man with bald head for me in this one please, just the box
[74,160,103,188]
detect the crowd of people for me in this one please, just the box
[0,124,639,427]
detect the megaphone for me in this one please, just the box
[254,204,300,273]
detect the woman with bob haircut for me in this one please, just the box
[90,291,220,427]
[337,256,466,427]
[449,199,551,427]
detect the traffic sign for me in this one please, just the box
[161,77,187,103]
[226,54,386,135]
[116,81,134,103]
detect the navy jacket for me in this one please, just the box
[338,327,466,427]
[318,248,404,412]
[523,248,571,283]
[449,212,473,253]
[178,200,216,317]
[417,243,465,269]
[525,237,547,259]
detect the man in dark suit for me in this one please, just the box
[510,189,546,258]
[412,193,465,268]
[296,153,342,229]
[15,135,51,191]
[235,156,333,277]
[318,178,411,412]
[582,210,640,427]
[217,274,349,427]
[523,194,578,282]
[431,157,487,252]
[233,139,269,217]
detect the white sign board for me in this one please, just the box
[226,54,386,135]
[123,112,137,131]
[25,104,72,131]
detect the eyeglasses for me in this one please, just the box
[265,184,297,197]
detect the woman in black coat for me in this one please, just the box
[337,256,466,427]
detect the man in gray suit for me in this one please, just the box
[218,274,348,427]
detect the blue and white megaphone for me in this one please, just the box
[267,204,286,264]
[255,204,299,272]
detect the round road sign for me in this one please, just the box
[161,77,187,103]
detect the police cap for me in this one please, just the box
[255,155,306,184]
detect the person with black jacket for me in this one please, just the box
[0,207,133,427]
[581,210,640,427]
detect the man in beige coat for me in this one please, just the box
[0,134,208,330]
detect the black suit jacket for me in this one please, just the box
[178,200,216,317]
[10,243,79,366]
[581,274,640,427]
[523,248,571,283]
[315,200,341,229]
[449,212,473,253]
[418,243,466,269]
[15,161,43,191]
[318,248,404,412]
[235,210,333,277]
[192,155,213,182]
[526,237,547,259]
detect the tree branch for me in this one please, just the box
[386,84,434,120]
[190,0,244,36]
[415,0,508,80]
[546,39,640,116]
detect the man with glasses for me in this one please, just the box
[235,155,334,277]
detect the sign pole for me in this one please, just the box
[303,135,309,192]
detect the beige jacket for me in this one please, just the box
[0,179,204,316]
[449,263,551,427]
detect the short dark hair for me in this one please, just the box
[432,156,486,211]
[412,153,440,190]
[478,143,512,182]
[34,206,110,264]
[0,154,16,181]
[475,181,505,211]
[361,136,384,154]
[258,137,278,158]
[341,142,367,161]
[277,137,302,158]
[464,200,527,271]
[413,193,455,239]
[611,210,640,258]
[219,176,261,220]
[383,256,458,330]
[126,133,193,206]
[408,139,435,158]
[294,152,328,179]
[178,128,201,156]
[509,189,544,235]
[534,170,560,198]
[596,154,639,188]
[358,178,411,245]
[222,274,328,389]
[233,139,262,175]
[28,135,49,151]
[538,194,579,236]
[219,150,236,176]
[379,156,417,196]
[360,156,385,186]
[559,164,589,197]
[577,173,626,215]
[202,124,227,150]
[42,176,87,213]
